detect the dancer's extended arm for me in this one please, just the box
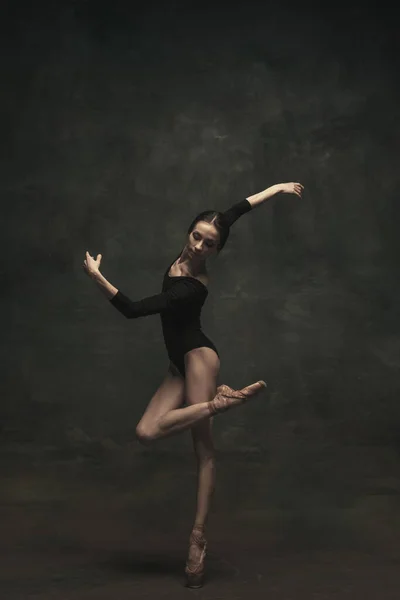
[246,182,303,208]
[220,182,303,228]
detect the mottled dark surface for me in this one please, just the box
[1,0,400,597]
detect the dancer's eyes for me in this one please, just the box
[193,232,214,248]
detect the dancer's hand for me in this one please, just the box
[281,182,304,198]
[83,251,102,278]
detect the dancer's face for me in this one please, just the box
[187,221,220,261]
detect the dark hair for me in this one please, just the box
[186,210,230,253]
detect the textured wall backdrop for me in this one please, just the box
[1,0,400,559]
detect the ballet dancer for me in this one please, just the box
[83,181,303,587]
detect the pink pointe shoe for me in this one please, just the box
[185,526,207,588]
[208,380,267,415]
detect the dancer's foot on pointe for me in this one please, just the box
[208,380,267,415]
[185,525,207,588]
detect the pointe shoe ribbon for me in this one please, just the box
[208,380,267,415]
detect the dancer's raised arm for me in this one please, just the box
[219,183,303,228]
[83,252,117,299]
[246,182,303,208]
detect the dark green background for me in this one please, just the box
[1,1,400,596]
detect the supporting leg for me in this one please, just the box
[190,436,215,577]
[184,349,218,588]
[191,421,216,531]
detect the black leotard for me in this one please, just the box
[109,198,252,377]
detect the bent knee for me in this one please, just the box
[135,424,156,445]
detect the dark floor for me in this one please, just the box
[2,540,400,599]
[1,451,400,599]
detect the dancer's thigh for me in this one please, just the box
[184,348,220,459]
[136,363,185,435]
[184,347,220,404]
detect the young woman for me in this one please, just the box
[83,181,303,587]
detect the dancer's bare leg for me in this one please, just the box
[134,350,265,588]
[182,349,265,587]
[135,358,265,444]
[136,380,265,443]
[183,349,219,588]
[184,418,215,588]
[191,421,216,530]
[185,349,219,531]
[136,396,213,443]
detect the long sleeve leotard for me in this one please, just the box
[109,198,252,376]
